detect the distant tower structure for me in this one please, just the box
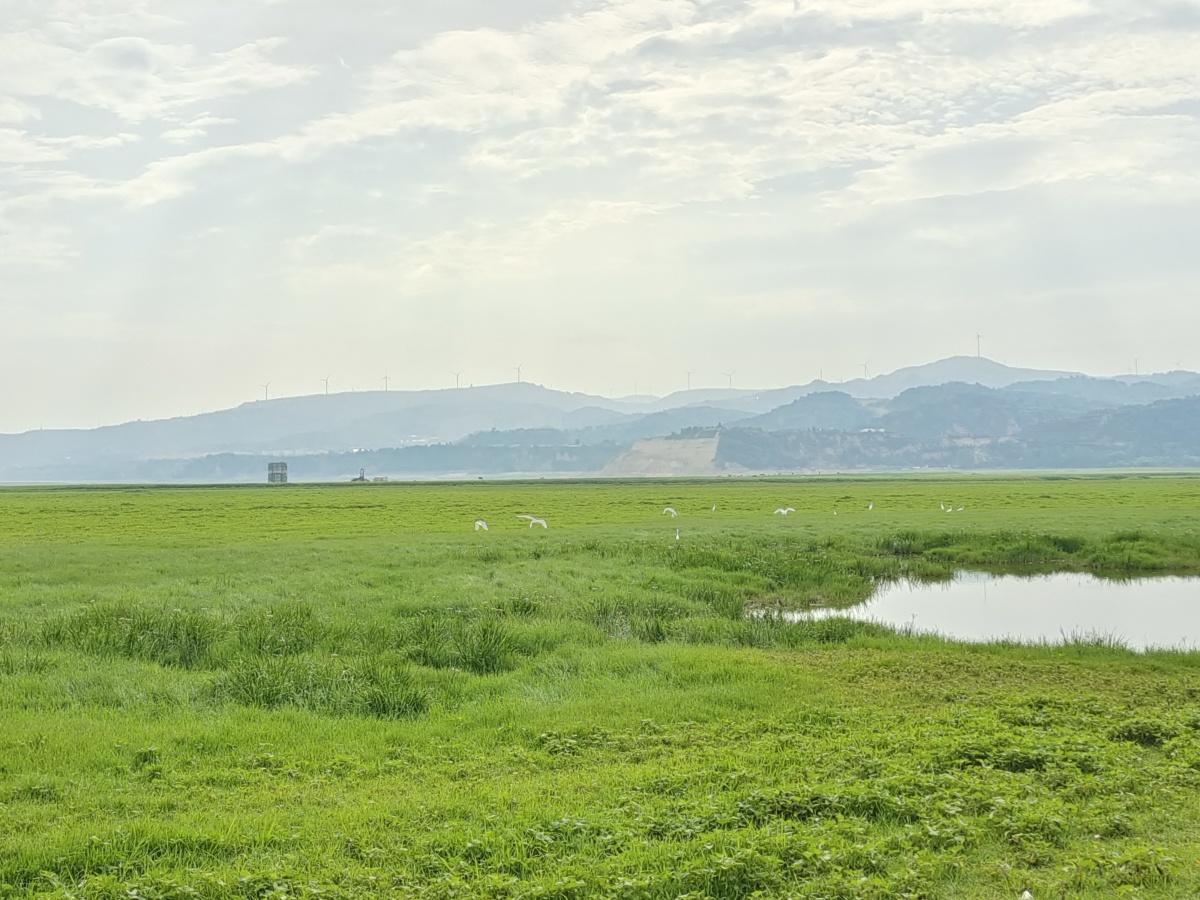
[267,462,288,485]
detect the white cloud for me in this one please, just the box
[0,31,311,122]
[286,197,672,298]
[160,113,236,145]
[2,0,1200,429]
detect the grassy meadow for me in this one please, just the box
[2,475,1200,898]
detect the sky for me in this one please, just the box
[2,0,1199,432]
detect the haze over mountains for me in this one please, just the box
[4,357,1200,483]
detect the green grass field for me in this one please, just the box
[2,475,1199,898]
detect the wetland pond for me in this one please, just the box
[781,572,1200,651]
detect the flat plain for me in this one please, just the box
[2,475,1199,898]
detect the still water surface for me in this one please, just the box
[790,572,1200,650]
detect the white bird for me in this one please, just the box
[337,55,350,70]
[1019,891,1034,900]
[517,515,548,529]
[773,507,796,516]
[663,507,679,518]
[474,520,489,531]
[957,506,965,512]
[868,502,875,511]
[675,528,681,542]
[939,501,947,512]
[711,504,717,512]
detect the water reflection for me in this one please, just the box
[786,572,1200,651]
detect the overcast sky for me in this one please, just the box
[2,0,1199,431]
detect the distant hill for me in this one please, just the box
[880,383,1097,439]
[739,392,878,432]
[653,359,1090,415]
[1000,377,1177,407]
[1037,397,1200,446]
[0,383,624,477]
[717,394,1200,471]
[838,357,1075,399]
[392,405,751,449]
[4,358,1199,482]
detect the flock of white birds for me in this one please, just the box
[471,500,966,532]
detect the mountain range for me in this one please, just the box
[3,357,1199,482]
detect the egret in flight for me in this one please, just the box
[774,507,796,516]
[474,520,489,531]
[517,515,548,529]
[663,507,679,518]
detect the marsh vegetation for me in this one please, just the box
[1,476,1199,897]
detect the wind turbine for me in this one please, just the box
[382,373,390,392]
[322,376,331,396]
[722,371,735,390]
[454,372,462,390]
[861,363,870,379]
[686,371,693,391]
[976,333,983,359]
[516,364,523,384]
[260,382,271,402]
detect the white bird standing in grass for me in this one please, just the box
[517,515,548,529]
[868,501,875,511]
[774,507,796,516]
[940,501,947,512]
[664,507,679,518]
[675,528,681,542]
[474,520,489,531]
[711,504,717,512]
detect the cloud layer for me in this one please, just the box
[2,0,1199,430]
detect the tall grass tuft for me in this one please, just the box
[688,585,744,620]
[453,619,515,674]
[212,655,428,718]
[632,616,668,644]
[42,604,221,668]
[406,616,454,669]
[236,601,321,656]
[0,651,53,676]
[357,658,430,719]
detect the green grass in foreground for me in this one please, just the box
[1,475,1199,898]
